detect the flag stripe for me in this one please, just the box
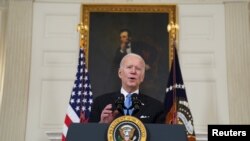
[64,115,72,127]
[63,124,68,137]
[62,135,66,141]
[67,106,79,123]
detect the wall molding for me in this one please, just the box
[34,0,250,4]
[0,1,33,141]
[224,1,250,124]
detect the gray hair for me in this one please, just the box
[119,53,146,71]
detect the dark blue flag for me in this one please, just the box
[164,46,196,141]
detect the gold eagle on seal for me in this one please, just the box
[118,125,136,141]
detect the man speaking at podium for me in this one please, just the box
[89,53,165,124]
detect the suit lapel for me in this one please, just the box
[132,93,146,116]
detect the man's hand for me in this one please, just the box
[99,104,119,123]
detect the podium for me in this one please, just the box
[67,123,188,141]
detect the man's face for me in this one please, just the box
[120,31,129,44]
[118,55,145,91]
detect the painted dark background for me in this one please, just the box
[89,12,169,102]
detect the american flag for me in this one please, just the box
[62,48,93,141]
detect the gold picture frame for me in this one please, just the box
[80,4,177,101]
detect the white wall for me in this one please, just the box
[179,4,229,130]
[0,1,33,141]
[26,3,81,141]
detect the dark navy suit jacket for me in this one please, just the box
[89,91,165,123]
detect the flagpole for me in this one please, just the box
[77,22,88,123]
[167,21,179,124]
[172,40,177,124]
[166,22,197,141]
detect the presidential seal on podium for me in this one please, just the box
[107,116,147,141]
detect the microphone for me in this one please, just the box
[115,94,125,115]
[131,94,142,114]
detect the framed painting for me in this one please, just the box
[80,4,177,101]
